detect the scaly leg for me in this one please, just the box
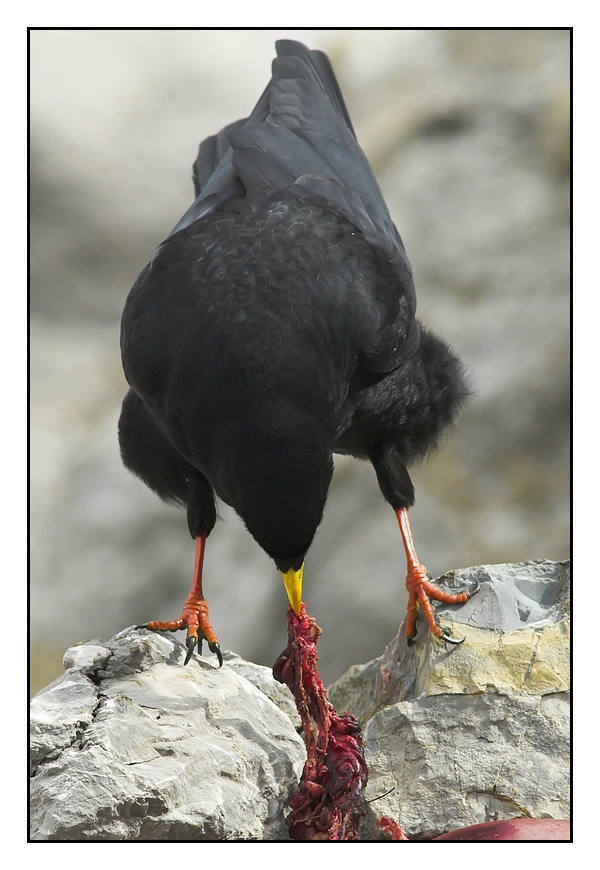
[396,508,476,646]
[141,533,222,665]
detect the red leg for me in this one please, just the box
[143,534,222,665]
[395,508,472,645]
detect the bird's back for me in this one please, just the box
[122,194,377,474]
[121,40,421,501]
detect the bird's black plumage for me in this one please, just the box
[119,40,470,627]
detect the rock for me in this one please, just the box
[30,669,100,778]
[329,559,570,720]
[363,690,569,840]
[328,559,570,839]
[30,560,570,840]
[29,629,305,841]
[221,651,301,729]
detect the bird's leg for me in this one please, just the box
[395,508,471,646]
[142,533,222,666]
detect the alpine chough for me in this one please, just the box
[119,40,474,665]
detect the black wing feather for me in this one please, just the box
[169,40,418,372]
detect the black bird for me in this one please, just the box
[119,40,473,665]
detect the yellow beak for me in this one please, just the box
[280,563,304,615]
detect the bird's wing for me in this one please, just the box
[169,82,272,233]
[173,40,419,372]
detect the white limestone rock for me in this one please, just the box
[30,560,570,841]
[29,628,305,841]
[363,691,569,839]
[328,560,570,839]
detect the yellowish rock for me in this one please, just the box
[414,620,570,698]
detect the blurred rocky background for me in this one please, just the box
[30,29,570,693]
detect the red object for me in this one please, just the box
[433,818,571,841]
[274,604,368,840]
[376,817,410,840]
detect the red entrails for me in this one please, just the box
[274,603,405,841]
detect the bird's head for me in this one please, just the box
[227,433,334,613]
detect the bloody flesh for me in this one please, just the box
[274,604,411,841]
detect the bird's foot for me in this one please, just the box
[140,597,222,666]
[404,564,478,646]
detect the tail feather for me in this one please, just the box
[192,83,271,197]
[272,40,356,137]
[171,40,361,236]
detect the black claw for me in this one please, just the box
[452,578,481,599]
[406,635,416,647]
[210,642,224,667]
[440,631,466,645]
[468,579,481,597]
[135,624,149,631]
[442,578,480,601]
[184,635,198,665]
